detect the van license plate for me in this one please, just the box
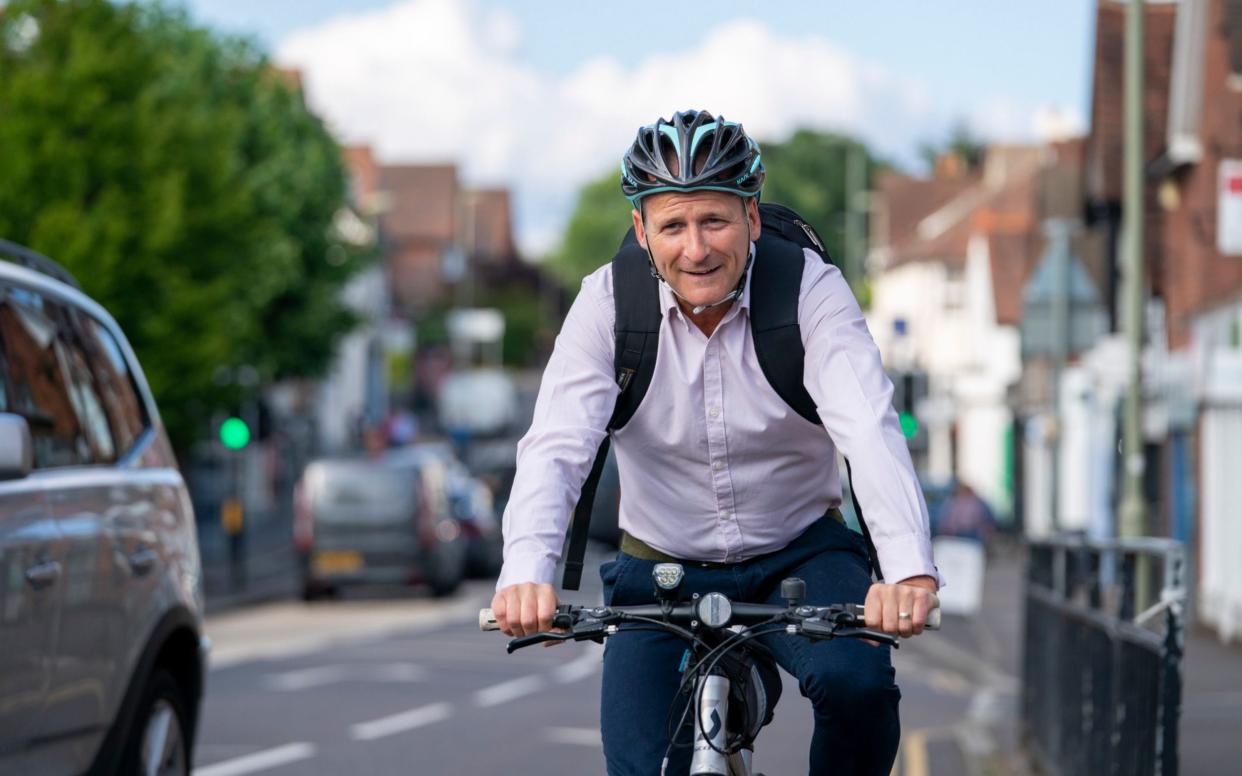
[313,550,363,574]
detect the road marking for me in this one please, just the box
[926,668,972,696]
[474,674,545,707]
[349,701,454,741]
[196,742,317,776]
[264,662,426,691]
[552,649,600,684]
[902,729,929,776]
[544,726,601,747]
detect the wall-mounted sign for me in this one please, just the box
[1218,159,1242,255]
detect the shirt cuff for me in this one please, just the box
[875,532,945,589]
[496,549,560,591]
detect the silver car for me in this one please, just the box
[294,452,467,599]
[0,241,206,776]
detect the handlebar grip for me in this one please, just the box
[854,605,938,630]
[479,608,499,631]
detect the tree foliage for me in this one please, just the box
[0,0,368,450]
[544,129,881,293]
[918,118,987,174]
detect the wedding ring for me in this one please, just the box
[898,612,912,620]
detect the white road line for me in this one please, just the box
[349,701,454,741]
[264,663,426,691]
[544,727,602,747]
[552,649,600,684]
[195,742,317,776]
[473,674,545,707]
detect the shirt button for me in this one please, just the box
[713,460,723,471]
[709,407,720,418]
[721,511,731,520]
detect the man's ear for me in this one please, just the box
[631,208,648,250]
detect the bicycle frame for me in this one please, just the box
[689,671,751,776]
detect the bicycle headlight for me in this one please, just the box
[652,563,685,596]
[696,592,733,628]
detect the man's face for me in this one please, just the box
[632,191,761,313]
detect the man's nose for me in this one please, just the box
[682,227,711,262]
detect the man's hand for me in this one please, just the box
[864,576,939,638]
[491,582,559,637]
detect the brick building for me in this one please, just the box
[1083,0,1242,642]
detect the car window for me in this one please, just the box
[75,314,148,456]
[319,465,417,508]
[0,284,109,466]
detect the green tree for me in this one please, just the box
[0,0,368,450]
[544,129,880,292]
[918,118,987,174]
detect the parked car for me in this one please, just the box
[381,441,501,579]
[293,452,467,599]
[449,472,503,578]
[0,240,206,775]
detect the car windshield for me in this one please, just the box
[310,462,417,512]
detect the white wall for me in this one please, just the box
[1198,348,1242,644]
[316,265,388,452]
[868,235,1020,515]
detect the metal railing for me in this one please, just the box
[1022,536,1184,776]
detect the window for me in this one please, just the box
[0,284,91,467]
[76,315,148,455]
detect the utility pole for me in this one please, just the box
[845,140,866,288]
[1119,0,1148,539]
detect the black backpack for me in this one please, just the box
[561,203,883,590]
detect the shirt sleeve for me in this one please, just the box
[495,266,619,589]
[797,251,943,587]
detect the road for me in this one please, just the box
[193,550,1016,776]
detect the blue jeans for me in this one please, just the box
[599,516,901,775]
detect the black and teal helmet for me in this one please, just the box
[620,109,764,207]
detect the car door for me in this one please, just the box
[35,299,159,773]
[0,283,69,772]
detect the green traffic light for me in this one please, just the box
[899,411,919,439]
[220,417,251,450]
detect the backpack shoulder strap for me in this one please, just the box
[609,233,661,429]
[750,207,884,581]
[749,231,819,426]
[562,231,661,590]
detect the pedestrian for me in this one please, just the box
[934,480,997,547]
[491,109,941,775]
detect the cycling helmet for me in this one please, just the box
[621,110,764,207]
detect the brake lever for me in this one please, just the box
[506,631,574,653]
[799,619,900,648]
[506,619,608,653]
[834,627,899,648]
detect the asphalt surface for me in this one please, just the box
[193,546,1012,776]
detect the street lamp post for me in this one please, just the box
[1119,0,1148,540]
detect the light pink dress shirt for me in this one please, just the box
[496,247,940,590]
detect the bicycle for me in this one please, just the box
[481,562,940,776]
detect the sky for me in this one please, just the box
[183,0,1096,257]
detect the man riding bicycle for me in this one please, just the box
[491,109,942,775]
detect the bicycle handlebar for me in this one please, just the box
[480,600,939,653]
[480,603,940,631]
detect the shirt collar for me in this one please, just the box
[658,241,755,329]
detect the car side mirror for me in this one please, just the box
[0,413,33,481]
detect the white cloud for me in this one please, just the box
[277,0,1067,257]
